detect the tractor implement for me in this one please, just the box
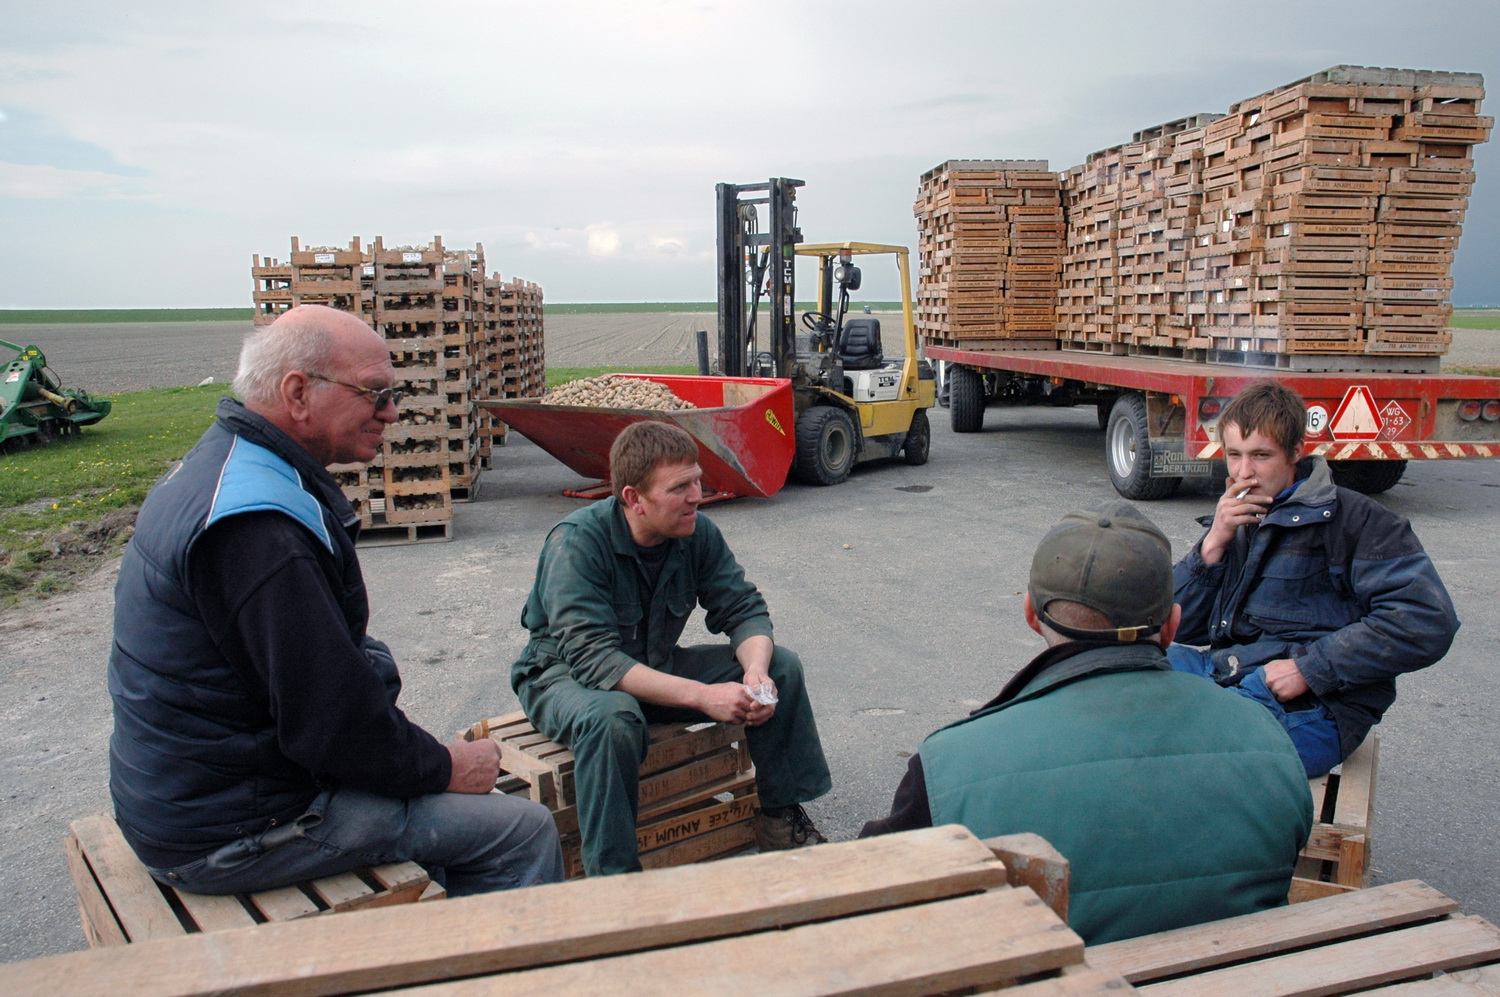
[1,339,111,448]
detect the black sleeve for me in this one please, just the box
[190,512,451,797]
[858,753,933,837]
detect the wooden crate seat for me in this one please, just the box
[461,711,758,877]
[1293,733,1380,902]
[64,814,435,947]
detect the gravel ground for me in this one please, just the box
[1,315,1497,966]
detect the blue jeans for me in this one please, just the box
[149,788,563,897]
[1166,645,1343,778]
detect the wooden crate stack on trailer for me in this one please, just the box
[251,236,546,542]
[921,67,1489,371]
[913,160,1063,347]
[1207,66,1491,361]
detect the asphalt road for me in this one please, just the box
[2,393,1497,964]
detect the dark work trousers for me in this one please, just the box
[518,643,832,877]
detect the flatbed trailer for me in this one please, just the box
[928,343,1500,499]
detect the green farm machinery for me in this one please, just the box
[1,339,111,448]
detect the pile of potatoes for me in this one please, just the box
[543,375,696,410]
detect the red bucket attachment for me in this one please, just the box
[479,375,795,500]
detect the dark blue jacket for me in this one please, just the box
[109,398,449,866]
[1174,455,1458,758]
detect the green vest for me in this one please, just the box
[923,645,1311,944]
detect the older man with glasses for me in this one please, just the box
[107,304,563,898]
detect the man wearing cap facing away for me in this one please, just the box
[861,501,1312,945]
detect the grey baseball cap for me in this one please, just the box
[1028,500,1174,642]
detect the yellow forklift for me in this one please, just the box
[716,178,936,485]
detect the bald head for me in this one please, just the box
[235,305,383,407]
[234,305,397,466]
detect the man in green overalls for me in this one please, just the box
[512,421,831,876]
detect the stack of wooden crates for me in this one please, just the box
[916,66,1490,370]
[251,236,546,543]
[914,160,1064,347]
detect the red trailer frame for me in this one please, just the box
[928,343,1500,498]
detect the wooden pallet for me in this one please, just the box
[4,827,1119,997]
[63,815,436,948]
[1088,879,1500,996]
[461,712,759,877]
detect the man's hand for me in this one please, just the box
[1200,476,1273,564]
[1262,658,1310,702]
[695,681,760,725]
[446,738,501,794]
[736,635,777,726]
[740,668,777,727]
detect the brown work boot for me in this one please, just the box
[755,804,827,851]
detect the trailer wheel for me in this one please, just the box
[949,365,984,433]
[795,406,857,486]
[1106,394,1181,500]
[902,409,931,465]
[1330,459,1407,495]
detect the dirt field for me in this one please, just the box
[6,314,1495,398]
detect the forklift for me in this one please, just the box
[716,178,936,485]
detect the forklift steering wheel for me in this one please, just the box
[801,311,835,333]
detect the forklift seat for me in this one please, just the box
[838,318,884,370]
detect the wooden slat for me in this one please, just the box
[995,964,1141,995]
[1358,962,1500,993]
[1,826,1007,997]
[365,862,433,907]
[1334,735,1378,830]
[247,884,321,922]
[304,872,376,912]
[63,831,128,947]
[67,816,185,943]
[1289,876,1359,905]
[1138,916,1500,997]
[172,890,257,933]
[1090,880,1458,983]
[411,887,1081,997]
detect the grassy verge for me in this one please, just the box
[0,367,696,605]
[1450,315,1500,330]
[0,385,223,604]
[0,308,253,324]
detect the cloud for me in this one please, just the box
[0,161,149,199]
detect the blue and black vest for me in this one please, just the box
[108,398,363,863]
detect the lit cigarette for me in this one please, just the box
[1235,488,1251,499]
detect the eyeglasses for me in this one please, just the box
[306,372,403,409]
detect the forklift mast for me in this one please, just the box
[715,178,803,377]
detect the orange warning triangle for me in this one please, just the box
[1330,386,1382,441]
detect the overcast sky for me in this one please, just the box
[3,0,1498,307]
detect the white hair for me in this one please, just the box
[232,312,341,405]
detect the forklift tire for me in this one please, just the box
[795,406,857,486]
[1330,459,1407,495]
[1105,393,1181,500]
[949,365,984,433]
[902,409,931,466]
